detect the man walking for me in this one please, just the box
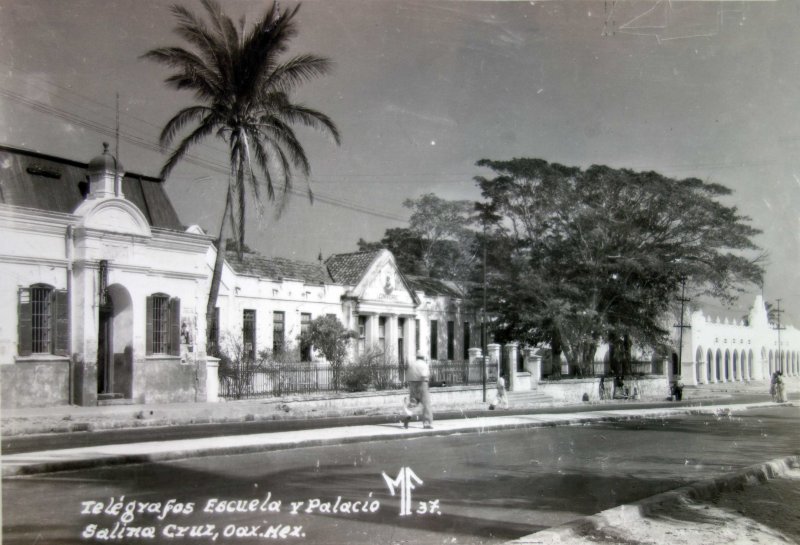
[402,351,434,429]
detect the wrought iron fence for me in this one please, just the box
[219,358,487,400]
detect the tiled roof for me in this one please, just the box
[226,251,333,284]
[0,144,184,230]
[324,250,382,286]
[406,275,465,298]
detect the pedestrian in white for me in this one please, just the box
[402,352,433,429]
[775,371,786,403]
[491,375,509,409]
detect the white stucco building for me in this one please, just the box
[0,144,479,408]
[675,295,800,386]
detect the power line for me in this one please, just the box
[0,86,409,222]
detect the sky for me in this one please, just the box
[0,0,798,323]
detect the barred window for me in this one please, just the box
[430,320,438,360]
[31,286,53,353]
[146,294,180,356]
[357,316,366,354]
[152,295,170,354]
[447,320,455,361]
[300,313,312,362]
[18,285,68,357]
[378,317,386,351]
[463,322,471,360]
[273,311,285,354]
[243,309,256,361]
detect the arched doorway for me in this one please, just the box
[97,284,133,400]
[732,351,739,381]
[706,349,713,382]
[716,349,722,382]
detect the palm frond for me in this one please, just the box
[266,54,333,93]
[158,105,214,149]
[159,116,216,180]
[276,102,341,145]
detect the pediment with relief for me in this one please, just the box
[351,251,417,306]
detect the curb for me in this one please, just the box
[507,454,800,544]
[2,402,789,478]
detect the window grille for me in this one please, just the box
[243,309,256,361]
[31,286,52,353]
[300,313,312,361]
[430,320,438,360]
[152,295,170,354]
[273,311,285,354]
[357,316,366,354]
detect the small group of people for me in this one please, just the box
[770,370,787,403]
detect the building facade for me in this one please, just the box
[675,295,800,385]
[0,145,479,409]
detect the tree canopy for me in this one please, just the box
[357,194,478,283]
[475,158,764,375]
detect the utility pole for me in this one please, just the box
[481,218,487,402]
[673,277,691,378]
[773,299,785,373]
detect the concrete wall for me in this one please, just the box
[1,358,70,408]
[143,357,205,404]
[539,376,669,403]
[276,385,486,412]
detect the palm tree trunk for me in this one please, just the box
[206,188,233,349]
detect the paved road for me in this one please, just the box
[0,395,770,455]
[3,404,798,545]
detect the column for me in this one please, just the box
[709,352,718,383]
[206,356,220,402]
[387,315,399,363]
[488,343,501,382]
[405,317,416,360]
[523,348,542,388]
[468,347,483,384]
[505,342,519,391]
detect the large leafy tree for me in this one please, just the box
[476,158,764,375]
[357,194,478,283]
[143,0,340,346]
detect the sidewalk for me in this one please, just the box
[1,400,787,477]
[6,375,785,437]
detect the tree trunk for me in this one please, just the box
[206,190,233,349]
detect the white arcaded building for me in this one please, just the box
[677,295,799,385]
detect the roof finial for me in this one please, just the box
[102,142,110,154]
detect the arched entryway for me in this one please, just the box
[97,284,133,400]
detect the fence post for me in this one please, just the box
[488,343,501,381]
[468,347,482,384]
[523,348,542,389]
[206,356,220,402]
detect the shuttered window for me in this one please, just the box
[18,285,68,357]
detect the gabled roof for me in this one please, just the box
[0,144,183,230]
[324,250,383,286]
[226,251,333,284]
[406,275,465,298]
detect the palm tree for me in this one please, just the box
[143,0,340,347]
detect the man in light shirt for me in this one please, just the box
[402,351,433,429]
